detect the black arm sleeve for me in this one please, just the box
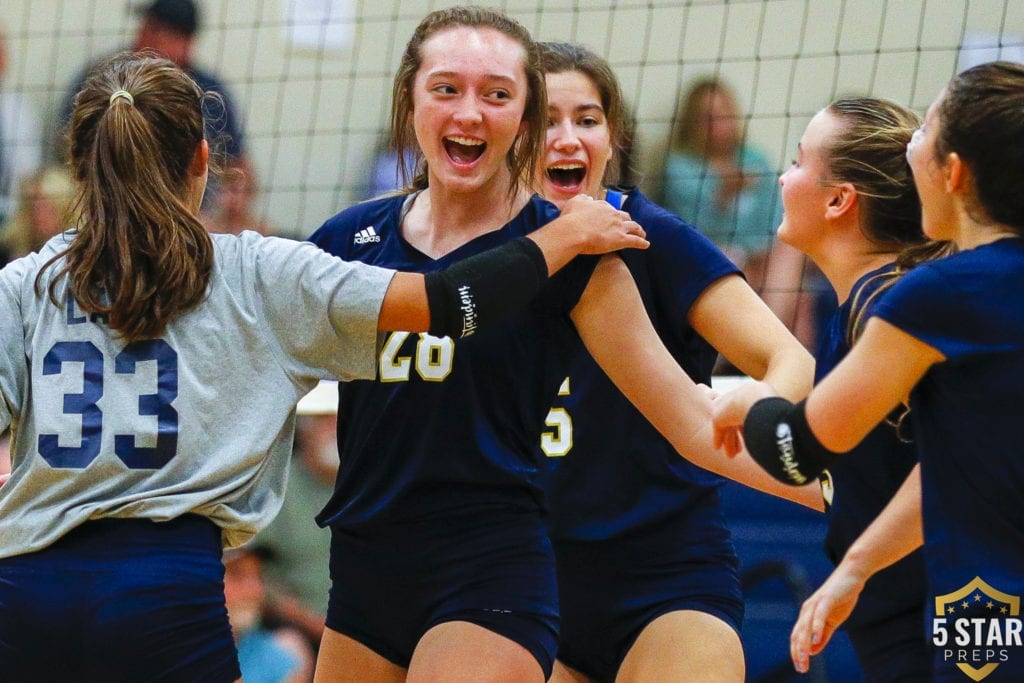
[743,397,841,485]
[423,236,549,339]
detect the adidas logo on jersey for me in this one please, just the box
[354,226,381,244]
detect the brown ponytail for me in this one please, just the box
[40,52,214,341]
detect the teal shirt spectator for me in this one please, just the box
[237,628,301,683]
[662,145,782,259]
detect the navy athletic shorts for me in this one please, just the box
[325,506,560,678]
[847,608,931,682]
[553,524,743,682]
[0,515,239,682]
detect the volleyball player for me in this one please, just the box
[769,96,948,680]
[0,53,645,681]
[532,42,818,683]
[306,7,785,682]
[713,61,1024,681]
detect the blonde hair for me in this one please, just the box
[821,97,955,346]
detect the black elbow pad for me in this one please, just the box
[423,237,548,338]
[743,397,840,485]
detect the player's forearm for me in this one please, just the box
[758,342,815,403]
[633,385,824,510]
[574,257,717,451]
[525,216,586,275]
[574,260,822,511]
[839,464,923,580]
[693,419,825,510]
[379,236,548,336]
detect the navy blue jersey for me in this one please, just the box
[541,190,740,543]
[308,194,598,530]
[815,264,926,630]
[873,238,1024,680]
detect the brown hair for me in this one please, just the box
[41,52,213,341]
[671,77,739,157]
[389,6,545,199]
[936,60,1024,234]
[822,97,953,345]
[537,41,632,187]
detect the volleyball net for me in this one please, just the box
[4,0,1023,341]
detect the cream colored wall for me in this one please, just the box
[1,0,1021,236]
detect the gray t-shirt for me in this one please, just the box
[0,230,394,557]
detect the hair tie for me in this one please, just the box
[109,90,135,106]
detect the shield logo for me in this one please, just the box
[934,576,1021,681]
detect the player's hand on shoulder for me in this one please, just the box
[559,194,648,255]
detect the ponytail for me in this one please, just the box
[41,52,214,341]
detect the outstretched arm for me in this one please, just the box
[691,274,814,400]
[691,273,815,464]
[712,317,941,484]
[790,464,923,673]
[379,194,646,334]
[571,255,821,510]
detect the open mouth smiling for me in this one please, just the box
[547,162,586,189]
[444,136,486,164]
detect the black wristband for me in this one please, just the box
[423,236,548,338]
[743,397,840,485]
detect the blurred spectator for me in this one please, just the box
[0,28,42,226]
[663,77,820,351]
[253,414,338,650]
[224,545,315,683]
[202,161,276,235]
[0,165,76,264]
[663,77,780,274]
[363,132,417,199]
[57,0,247,189]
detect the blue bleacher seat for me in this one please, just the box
[719,479,864,683]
